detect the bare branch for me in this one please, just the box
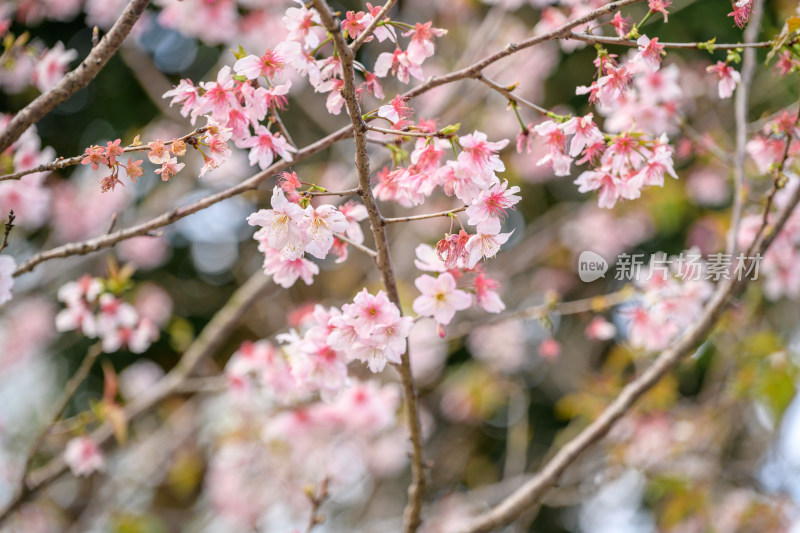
[476,75,552,117]
[568,31,773,50]
[0,0,151,152]
[382,206,467,224]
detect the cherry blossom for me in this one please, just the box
[634,35,665,72]
[413,272,472,325]
[403,22,447,64]
[465,218,514,268]
[473,273,504,313]
[154,157,185,181]
[247,187,306,260]
[240,125,296,169]
[233,49,285,80]
[302,204,348,259]
[261,247,320,288]
[64,436,105,477]
[465,180,521,225]
[706,61,741,99]
[32,41,77,92]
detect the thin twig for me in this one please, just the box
[476,75,552,117]
[366,124,454,139]
[0,127,208,182]
[447,288,634,340]
[567,31,773,50]
[0,0,151,152]
[382,206,467,224]
[335,232,378,258]
[311,2,428,531]
[304,478,330,533]
[305,187,361,197]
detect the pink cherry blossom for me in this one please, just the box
[473,273,504,313]
[233,49,284,80]
[634,36,665,72]
[377,95,413,124]
[403,22,447,64]
[538,338,561,362]
[162,79,200,121]
[466,180,521,225]
[260,247,319,288]
[561,114,604,157]
[154,157,185,182]
[64,436,105,477]
[81,145,108,170]
[728,0,752,29]
[239,126,296,169]
[465,218,513,268]
[373,49,424,84]
[302,204,348,259]
[412,273,472,325]
[248,187,306,260]
[706,61,741,99]
[33,41,77,92]
[585,316,617,340]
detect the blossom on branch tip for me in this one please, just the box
[81,145,109,170]
[465,218,513,268]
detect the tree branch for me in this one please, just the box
[568,31,773,50]
[311,2,427,531]
[0,0,151,152]
[726,0,764,257]
[349,0,398,53]
[382,206,467,224]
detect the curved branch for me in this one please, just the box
[0,0,151,152]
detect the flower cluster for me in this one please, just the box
[0,118,54,230]
[746,110,800,175]
[0,35,77,95]
[55,275,159,353]
[623,253,713,352]
[226,293,410,403]
[738,180,800,301]
[247,186,367,287]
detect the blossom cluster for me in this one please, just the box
[623,252,714,352]
[226,292,410,403]
[0,32,77,95]
[247,185,367,287]
[531,35,685,208]
[55,275,159,353]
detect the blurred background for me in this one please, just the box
[3,0,800,531]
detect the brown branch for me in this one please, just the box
[304,478,330,533]
[567,31,773,50]
[335,232,378,258]
[448,287,634,340]
[0,0,151,152]
[0,128,208,182]
[366,124,454,138]
[0,271,272,525]
[311,2,427,531]
[401,0,646,101]
[305,187,361,197]
[476,75,552,117]
[382,205,467,224]
[726,0,764,257]
[0,211,15,253]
